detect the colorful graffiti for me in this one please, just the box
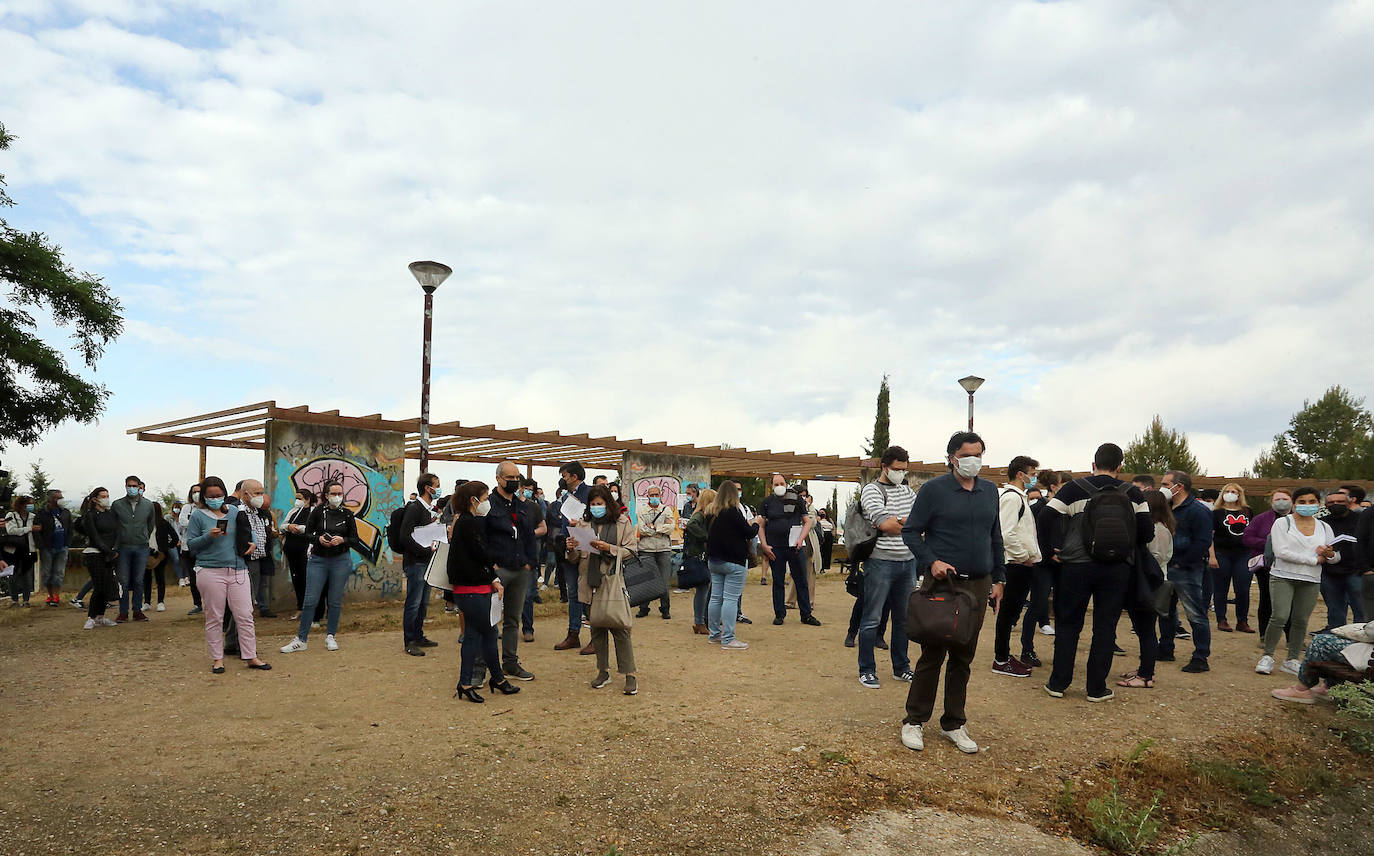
[265,420,406,604]
[623,451,712,539]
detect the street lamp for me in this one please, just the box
[409,260,452,474]
[957,375,985,431]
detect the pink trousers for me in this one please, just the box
[199,566,257,660]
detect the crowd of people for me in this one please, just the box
[3,439,1371,753]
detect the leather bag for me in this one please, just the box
[621,553,669,608]
[589,550,633,630]
[907,575,980,648]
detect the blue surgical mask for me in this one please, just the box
[648,497,660,507]
[1026,476,1038,489]
[520,489,533,500]
[1295,504,1320,517]
[127,486,141,497]
[205,497,224,510]
[590,505,608,519]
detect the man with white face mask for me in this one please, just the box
[855,446,918,690]
[898,432,1005,755]
[236,479,269,615]
[757,473,818,627]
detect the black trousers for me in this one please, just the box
[144,555,168,605]
[904,575,991,731]
[1047,562,1130,697]
[286,545,309,610]
[1256,567,1272,636]
[181,552,202,608]
[1029,560,1059,627]
[993,563,1040,661]
[85,553,117,618]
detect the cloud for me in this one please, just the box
[2,0,1374,495]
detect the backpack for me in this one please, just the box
[1000,489,1027,522]
[386,502,412,554]
[1075,478,1136,563]
[843,483,892,566]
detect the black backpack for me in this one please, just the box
[1075,478,1136,563]
[386,503,411,554]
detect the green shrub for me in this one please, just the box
[1085,780,1162,854]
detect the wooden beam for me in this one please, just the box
[128,400,274,435]
[137,431,264,451]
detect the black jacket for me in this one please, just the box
[447,513,496,587]
[706,506,759,565]
[306,505,360,558]
[81,508,120,559]
[282,505,313,553]
[483,489,529,570]
[33,506,74,551]
[1324,510,1367,576]
[399,498,436,565]
[155,515,179,554]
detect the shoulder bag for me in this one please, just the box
[589,549,633,630]
[906,575,980,648]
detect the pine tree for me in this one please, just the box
[1253,386,1374,479]
[863,374,891,458]
[26,460,51,499]
[1123,415,1202,475]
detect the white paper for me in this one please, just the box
[489,592,504,626]
[412,521,448,547]
[789,525,804,546]
[1331,534,1358,545]
[567,523,599,555]
[0,565,12,578]
[561,496,586,523]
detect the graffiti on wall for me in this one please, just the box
[265,420,406,603]
[623,451,712,540]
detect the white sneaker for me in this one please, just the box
[325,634,339,651]
[310,621,321,629]
[941,726,979,754]
[1039,624,1055,636]
[178,578,190,587]
[721,640,749,650]
[143,603,152,611]
[280,638,308,654]
[1279,658,1301,676]
[901,723,924,751]
[95,616,118,627]
[1256,655,1275,675]
[156,602,166,612]
[83,618,97,630]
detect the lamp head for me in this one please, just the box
[957,375,985,394]
[409,260,452,294]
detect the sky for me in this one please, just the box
[3,0,1374,506]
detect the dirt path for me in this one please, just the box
[0,574,1361,855]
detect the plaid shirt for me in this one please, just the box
[244,503,267,560]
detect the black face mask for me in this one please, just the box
[1327,505,1348,518]
[504,479,520,494]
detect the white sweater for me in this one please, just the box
[999,484,1042,565]
[1270,516,1340,584]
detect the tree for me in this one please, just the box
[825,492,838,522]
[863,374,891,458]
[1123,415,1202,476]
[154,484,180,511]
[26,459,51,499]
[1,121,124,447]
[1253,386,1374,479]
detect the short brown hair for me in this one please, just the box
[1038,470,1063,489]
[451,480,489,515]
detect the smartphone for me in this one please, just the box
[215,519,229,532]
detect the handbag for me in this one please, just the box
[676,554,709,588]
[589,550,633,630]
[621,552,669,607]
[906,575,981,648]
[424,542,451,590]
[845,565,865,597]
[1130,545,1174,619]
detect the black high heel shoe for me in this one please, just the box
[455,686,485,704]
[489,678,521,695]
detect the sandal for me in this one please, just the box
[1116,675,1154,689]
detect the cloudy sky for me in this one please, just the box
[3,0,1373,503]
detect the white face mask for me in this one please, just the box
[887,469,907,485]
[476,500,491,516]
[772,485,786,497]
[96,497,112,509]
[293,499,305,509]
[954,456,982,479]
[249,495,265,509]
[1222,492,1240,504]
[327,495,344,508]
[190,492,200,503]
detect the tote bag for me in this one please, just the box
[424,542,450,590]
[589,551,633,630]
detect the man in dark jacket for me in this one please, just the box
[399,473,443,656]
[1158,471,1214,672]
[112,475,157,621]
[34,490,73,606]
[484,461,535,681]
[1320,489,1367,629]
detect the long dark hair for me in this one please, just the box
[584,485,619,523]
[198,476,229,510]
[81,487,109,515]
[185,483,201,503]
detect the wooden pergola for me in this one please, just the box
[128,401,869,482]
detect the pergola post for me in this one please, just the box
[198,444,207,482]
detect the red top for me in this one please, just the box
[453,584,493,595]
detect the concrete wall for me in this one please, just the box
[264,419,406,606]
[622,451,712,541]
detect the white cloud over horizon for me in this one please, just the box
[3,0,1374,502]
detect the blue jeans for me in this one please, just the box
[1321,573,1366,630]
[402,561,431,645]
[457,592,503,687]
[1212,549,1253,623]
[39,548,70,588]
[1159,564,1211,662]
[708,560,748,644]
[769,546,811,620]
[693,583,710,625]
[298,553,354,640]
[116,546,149,615]
[858,558,913,676]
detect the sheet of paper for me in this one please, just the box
[561,496,586,523]
[0,565,12,578]
[789,525,804,546]
[1331,534,1358,545]
[489,593,504,626]
[412,521,448,547]
[567,523,599,555]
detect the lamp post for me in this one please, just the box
[957,375,985,431]
[409,260,453,474]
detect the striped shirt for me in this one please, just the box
[860,480,917,561]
